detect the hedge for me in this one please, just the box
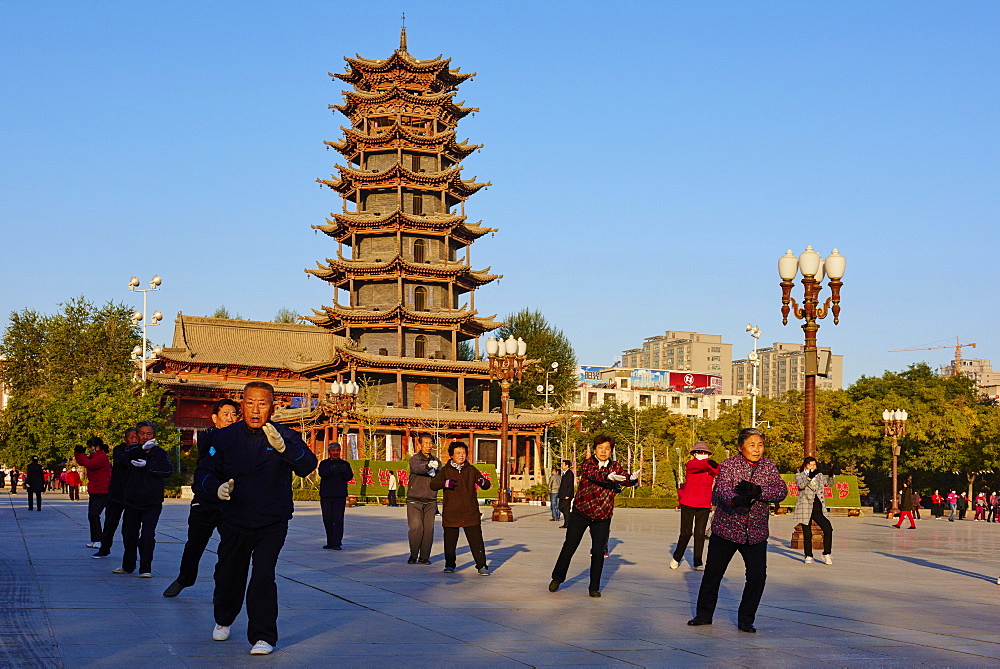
[614,497,678,509]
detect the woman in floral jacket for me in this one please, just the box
[688,428,787,634]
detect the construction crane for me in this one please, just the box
[888,337,976,377]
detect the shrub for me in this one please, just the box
[614,496,678,509]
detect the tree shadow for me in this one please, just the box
[875,551,997,583]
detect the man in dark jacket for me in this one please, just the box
[115,422,173,577]
[319,443,354,550]
[406,434,441,564]
[9,467,19,494]
[893,482,917,529]
[94,427,139,558]
[557,460,575,528]
[194,381,317,656]
[25,456,45,511]
[163,398,239,598]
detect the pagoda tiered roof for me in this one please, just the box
[332,86,476,123]
[287,347,491,376]
[318,163,489,199]
[334,50,474,93]
[326,124,481,161]
[306,304,500,335]
[312,210,495,243]
[306,255,500,288]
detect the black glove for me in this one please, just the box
[708,460,718,468]
[735,480,762,499]
[74,445,85,454]
[828,462,837,477]
[731,494,754,508]
[807,468,820,479]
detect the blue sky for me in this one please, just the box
[2,1,998,383]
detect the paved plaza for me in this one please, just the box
[3,492,1000,668]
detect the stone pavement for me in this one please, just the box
[3,492,1000,668]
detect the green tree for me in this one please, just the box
[273,308,300,324]
[491,309,577,409]
[211,306,243,319]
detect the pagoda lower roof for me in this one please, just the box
[148,372,312,397]
[318,163,488,198]
[273,404,558,432]
[327,124,480,160]
[332,86,476,120]
[306,255,500,286]
[334,51,474,91]
[287,346,491,376]
[307,304,500,334]
[312,210,495,242]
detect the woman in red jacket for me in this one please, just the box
[65,467,82,501]
[75,436,112,548]
[671,443,719,571]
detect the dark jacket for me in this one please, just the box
[194,421,318,530]
[430,460,491,528]
[107,442,133,503]
[122,444,174,510]
[900,488,914,511]
[558,468,575,500]
[26,463,45,491]
[191,428,221,505]
[710,455,787,545]
[319,457,354,498]
[408,451,441,502]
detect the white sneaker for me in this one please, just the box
[693,564,704,571]
[86,542,96,548]
[996,577,999,585]
[822,554,833,565]
[139,573,152,578]
[250,640,274,655]
[212,625,230,641]
[669,559,680,570]
[804,557,814,564]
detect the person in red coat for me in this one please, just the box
[65,467,82,501]
[75,436,112,548]
[671,443,719,571]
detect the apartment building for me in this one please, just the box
[620,331,733,394]
[732,342,843,399]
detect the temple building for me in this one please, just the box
[148,32,556,485]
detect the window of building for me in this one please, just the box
[378,347,388,356]
[603,393,615,404]
[639,395,650,407]
[588,392,597,407]
[414,335,427,358]
[573,392,581,404]
[413,286,427,311]
[411,154,421,172]
[671,396,681,407]
[688,397,699,409]
[703,409,709,418]
[412,193,423,215]
[413,239,426,263]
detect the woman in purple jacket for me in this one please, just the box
[687,428,787,634]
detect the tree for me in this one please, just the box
[211,306,243,319]
[273,308,300,324]
[491,309,577,409]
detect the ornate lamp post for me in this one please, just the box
[882,409,908,517]
[745,324,761,428]
[485,335,532,522]
[536,361,558,471]
[778,247,846,458]
[326,379,359,448]
[128,275,163,391]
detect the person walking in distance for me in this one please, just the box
[115,422,173,577]
[0,468,6,491]
[25,456,45,511]
[671,443,719,571]
[94,427,139,558]
[9,467,19,494]
[549,435,638,597]
[688,428,787,633]
[430,442,492,574]
[388,471,399,507]
[163,399,239,598]
[547,466,563,522]
[194,381,317,656]
[893,482,917,529]
[75,437,112,548]
[557,460,575,528]
[946,490,958,522]
[975,491,987,521]
[793,457,835,565]
[406,434,440,565]
[319,443,354,550]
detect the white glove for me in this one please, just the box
[608,473,627,482]
[629,471,640,482]
[217,479,235,501]
[429,459,440,469]
[130,459,147,468]
[142,439,156,451]
[262,423,285,453]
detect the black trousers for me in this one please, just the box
[802,501,833,557]
[97,500,126,555]
[551,510,612,592]
[673,505,711,566]
[87,494,109,542]
[177,502,222,586]
[320,497,347,548]
[558,498,573,523]
[121,505,162,573]
[388,490,397,506]
[10,479,17,493]
[27,490,42,510]
[695,534,768,626]
[214,520,288,646]
[443,524,487,569]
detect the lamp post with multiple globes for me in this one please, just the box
[128,275,163,391]
[882,409,908,518]
[745,324,762,429]
[485,335,532,522]
[536,361,559,471]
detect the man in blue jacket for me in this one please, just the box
[319,443,354,550]
[195,381,317,656]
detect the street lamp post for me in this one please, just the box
[745,324,761,428]
[485,335,532,522]
[325,380,359,451]
[536,361,558,472]
[128,275,163,391]
[882,409,908,518]
[778,247,846,458]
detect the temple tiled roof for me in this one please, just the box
[306,255,500,287]
[333,86,477,120]
[366,405,558,429]
[312,211,495,242]
[306,304,500,334]
[154,314,358,370]
[334,50,474,92]
[327,124,481,159]
[318,163,489,199]
[287,346,491,375]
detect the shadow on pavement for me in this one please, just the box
[875,551,997,583]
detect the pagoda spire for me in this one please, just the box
[399,13,407,52]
